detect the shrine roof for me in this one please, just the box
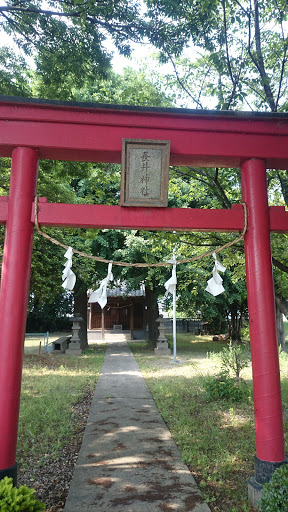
[88,284,145,298]
[107,287,145,298]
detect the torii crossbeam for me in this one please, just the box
[0,96,288,499]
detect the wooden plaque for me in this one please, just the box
[121,139,170,207]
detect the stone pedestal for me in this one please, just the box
[248,477,263,507]
[154,315,171,356]
[52,336,70,353]
[248,456,288,508]
[66,313,83,356]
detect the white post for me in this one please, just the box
[172,248,177,363]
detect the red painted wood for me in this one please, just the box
[2,197,288,233]
[0,196,8,224]
[0,100,288,167]
[269,205,288,233]
[241,158,285,462]
[2,199,288,233]
[0,147,38,470]
[2,101,288,135]
[32,200,244,232]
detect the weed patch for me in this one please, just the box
[204,372,252,402]
[18,343,105,479]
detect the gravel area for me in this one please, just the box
[17,389,94,511]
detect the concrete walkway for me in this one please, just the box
[64,340,211,512]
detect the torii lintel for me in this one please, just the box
[0,199,288,234]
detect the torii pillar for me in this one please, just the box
[241,159,286,501]
[0,147,38,484]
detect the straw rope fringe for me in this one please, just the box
[34,198,247,267]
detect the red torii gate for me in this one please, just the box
[0,97,288,495]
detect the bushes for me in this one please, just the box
[204,341,251,402]
[0,477,45,511]
[220,342,250,379]
[204,372,251,402]
[258,464,288,512]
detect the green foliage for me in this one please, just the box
[220,342,251,379]
[0,158,11,195]
[2,0,288,112]
[73,67,174,107]
[258,464,288,512]
[0,47,32,97]
[204,372,251,402]
[176,256,247,340]
[0,477,45,511]
[0,1,149,99]
[18,345,105,460]
[279,346,288,364]
[204,340,251,401]
[144,0,288,112]
[27,293,72,332]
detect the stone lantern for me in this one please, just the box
[66,312,83,356]
[154,315,171,355]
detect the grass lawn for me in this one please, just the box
[18,339,106,474]
[129,334,288,512]
[18,333,288,511]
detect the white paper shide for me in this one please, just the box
[89,263,113,309]
[62,246,76,291]
[164,262,177,296]
[205,252,226,296]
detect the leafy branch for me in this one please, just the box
[248,0,277,111]
[166,52,204,109]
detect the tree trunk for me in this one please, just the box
[145,285,159,349]
[74,277,88,351]
[228,306,243,343]
[275,294,286,349]
[277,172,288,208]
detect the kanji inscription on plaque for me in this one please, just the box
[121,139,170,207]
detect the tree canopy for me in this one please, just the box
[0,0,149,88]
[1,0,288,111]
[144,0,288,112]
